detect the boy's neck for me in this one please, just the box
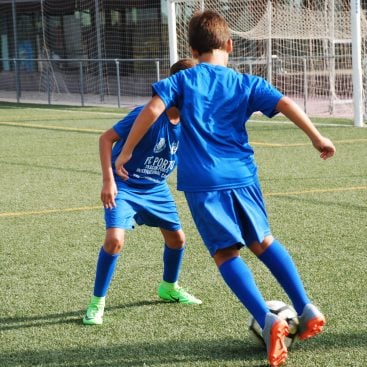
[198,49,229,66]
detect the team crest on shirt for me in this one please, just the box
[153,138,166,153]
[170,142,179,154]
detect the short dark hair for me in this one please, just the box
[169,58,197,75]
[188,10,230,55]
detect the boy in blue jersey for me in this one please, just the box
[114,10,336,367]
[83,58,201,326]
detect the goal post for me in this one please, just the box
[168,0,179,66]
[168,0,366,125]
[351,0,364,127]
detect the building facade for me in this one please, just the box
[0,0,170,104]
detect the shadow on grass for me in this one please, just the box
[0,300,164,331]
[0,337,266,367]
[294,330,367,349]
[3,297,366,367]
[2,306,366,367]
[0,301,268,366]
[2,330,366,367]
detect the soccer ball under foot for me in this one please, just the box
[248,300,299,348]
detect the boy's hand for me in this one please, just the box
[101,180,117,209]
[312,136,336,160]
[115,151,132,180]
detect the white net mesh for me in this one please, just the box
[0,0,169,107]
[173,0,367,118]
[1,0,366,117]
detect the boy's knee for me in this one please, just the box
[213,245,241,267]
[165,235,185,249]
[249,235,274,256]
[162,229,186,249]
[104,230,124,254]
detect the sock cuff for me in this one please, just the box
[91,295,106,304]
[164,243,186,252]
[160,280,178,289]
[258,239,283,260]
[100,246,120,258]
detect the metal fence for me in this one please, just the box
[0,57,169,108]
[230,55,366,118]
[1,55,365,118]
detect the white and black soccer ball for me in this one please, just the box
[248,300,299,348]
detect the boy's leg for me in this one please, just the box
[255,239,325,338]
[83,228,123,325]
[215,246,288,366]
[255,238,310,314]
[158,228,202,305]
[184,189,287,364]
[215,246,269,328]
[160,228,185,283]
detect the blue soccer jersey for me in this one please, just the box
[112,105,180,187]
[152,63,283,192]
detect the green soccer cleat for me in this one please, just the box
[82,296,105,325]
[158,281,202,305]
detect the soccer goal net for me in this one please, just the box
[169,0,367,122]
[0,0,169,107]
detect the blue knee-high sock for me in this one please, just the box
[162,244,185,283]
[258,239,310,314]
[93,246,120,297]
[219,256,269,328]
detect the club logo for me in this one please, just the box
[170,142,179,154]
[153,138,166,153]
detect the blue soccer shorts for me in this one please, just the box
[184,179,271,256]
[104,181,182,231]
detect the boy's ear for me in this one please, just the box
[190,48,200,59]
[226,38,233,53]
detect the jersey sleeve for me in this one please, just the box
[112,106,143,139]
[152,73,181,109]
[247,77,283,118]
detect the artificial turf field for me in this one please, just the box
[0,101,366,367]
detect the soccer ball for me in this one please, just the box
[248,300,299,348]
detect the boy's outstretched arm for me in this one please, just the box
[99,128,120,209]
[115,95,166,179]
[276,96,336,160]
